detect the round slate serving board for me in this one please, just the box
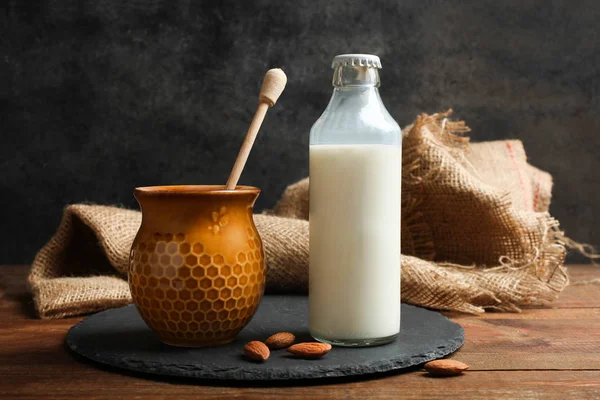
[66,295,464,381]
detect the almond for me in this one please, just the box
[424,359,469,376]
[243,341,270,362]
[287,342,332,359]
[265,332,296,350]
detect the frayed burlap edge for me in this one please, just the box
[399,110,569,313]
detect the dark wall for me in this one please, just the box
[2,0,599,263]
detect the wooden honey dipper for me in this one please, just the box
[225,68,288,190]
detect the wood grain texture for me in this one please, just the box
[1,264,600,399]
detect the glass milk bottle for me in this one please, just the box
[309,54,402,347]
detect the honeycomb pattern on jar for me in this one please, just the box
[129,231,265,345]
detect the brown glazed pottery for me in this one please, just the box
[129,185,266,347]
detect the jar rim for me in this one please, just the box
[134,185,260,197]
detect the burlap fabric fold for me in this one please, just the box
[29,111,569,319]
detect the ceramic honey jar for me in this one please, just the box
[128,185,266,347]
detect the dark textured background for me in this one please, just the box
[2,0,599,263]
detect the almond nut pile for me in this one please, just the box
[243,333,469,377]
[243,332,332,362]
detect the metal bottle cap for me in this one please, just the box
[331,54,382,69]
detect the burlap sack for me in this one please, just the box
[29,111,568,318]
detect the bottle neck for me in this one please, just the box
[332,65,380,88]
[310,62,400,145]
[328,65,383,112]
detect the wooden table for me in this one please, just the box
[1,265,599,399]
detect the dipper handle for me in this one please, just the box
[225,69,287,190]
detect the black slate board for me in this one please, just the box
[66,296,464,381]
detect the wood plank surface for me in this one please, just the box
[550,265,600,308]
[1,264,599,399]
[2,370,600,400]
